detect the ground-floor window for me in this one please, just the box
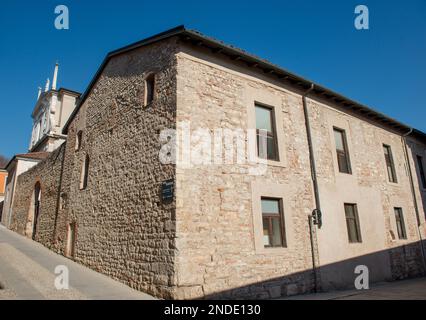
[394,207,407,240]
[261,197,286,247]
[344,203,362,243]
[66,222,77,258]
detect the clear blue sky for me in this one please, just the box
[0,0,425,159]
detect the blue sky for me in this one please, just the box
[0,0,425,159]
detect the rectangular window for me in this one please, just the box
[394,207,407,240]
[334,128,352,174]
[261,198,286,247]
[255,104,279,161]
[417,155,426,189]
[383,145,397,183]
[344,203,362,243]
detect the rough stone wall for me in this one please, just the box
[174,47,317,299]
[56,38,179,298]
[9,145,64,249]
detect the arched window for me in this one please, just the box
[79,154,90,190]
[30,182,41,240]
[75,130,83,151]
[144,73,155,106]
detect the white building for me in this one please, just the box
[1,63,80,227]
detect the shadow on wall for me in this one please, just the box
[410,147,426,222]
[201,240,426,299]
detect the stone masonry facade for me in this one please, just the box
[7,28,426,299]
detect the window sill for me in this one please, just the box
[255,246,288,255]
[253,157,287,168]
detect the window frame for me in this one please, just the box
[79,154,90,190]
[383,144,398,183]
[255,103,280,162]
[75,130,83,151]
[144,73,155,106]
[333,127,352,174]
[261,197,286,248]
[344,203,362,243]
[416,155,426,189]
[394,207,407,240]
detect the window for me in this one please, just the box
[255,104,279,161]
[144,73,155,105]
[79,154,89,190]
[261,198,286,247]
[66,222,77,258]
[75,131,83,151]
[383,145,397,183]
[394,207,407,240]
[344,203,362,243]
[334,128,352,174]
[417,155,426,189]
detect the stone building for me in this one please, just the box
[3,26,426,299]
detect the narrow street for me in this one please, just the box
[1,224,426,300]
[0,225,154,300]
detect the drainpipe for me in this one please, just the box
[302,84,322,292]
[401,129,426,275]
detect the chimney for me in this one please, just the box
[37,87,42,99]
[44,78,50,92]
[52,62,59,90]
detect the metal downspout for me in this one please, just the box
[302,84,322,292]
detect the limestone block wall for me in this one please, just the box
[173,43,425,298]
[174,47,317,299]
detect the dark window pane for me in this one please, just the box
[271,217,283,246]
[337,151,349,173]
[334,128,351,174]
[417,156,426,189]
[383,145,397,183]
[394,208,407,239]
[344,204,362,243]
[262,217,271,246]
[145,74,155,105]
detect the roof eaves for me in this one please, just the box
[62,26,425,141]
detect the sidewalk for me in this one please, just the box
[0,225,155,300]
[280,277,426,300]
